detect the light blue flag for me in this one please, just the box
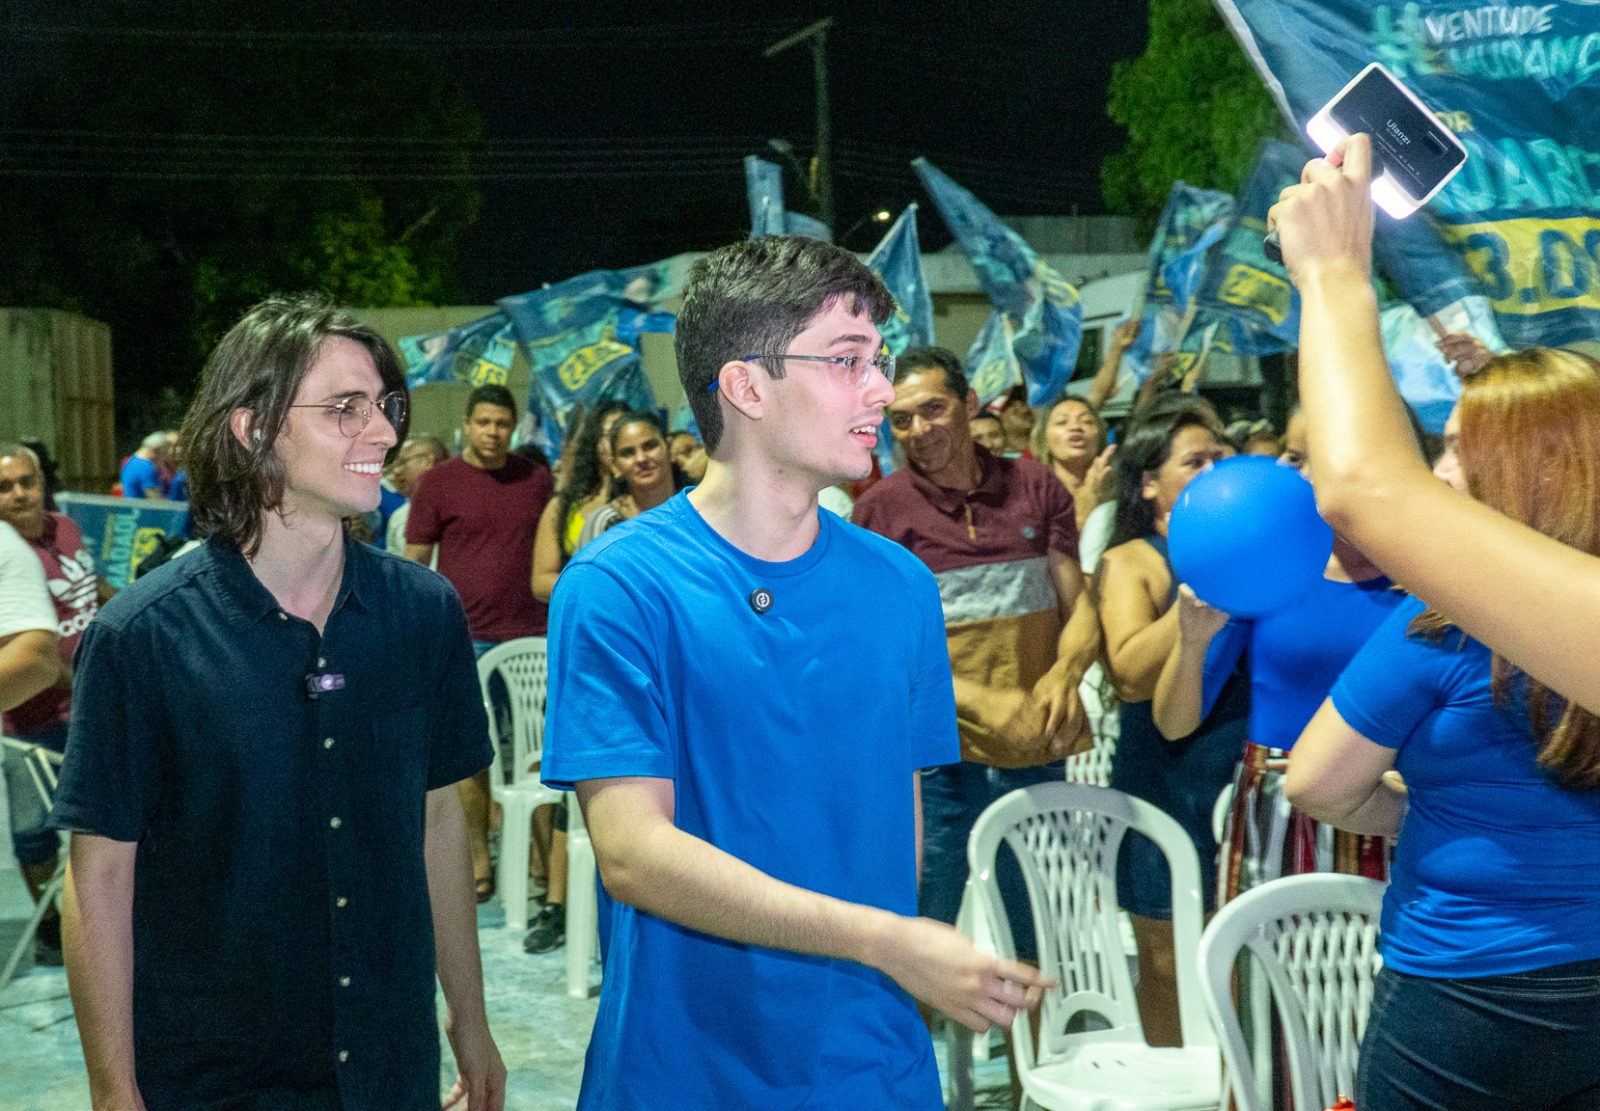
[865,204,936,356]
[1380,301,1462,434]
[1144,182,1237,312]
[913,158,1083,408]
[966,311,1023,407]
[744,155,833,242]
[498,264,676,458]
[1195,138,1307,353]
[399,312,519,390]
[1213,0,1590,349]
[863,204,937,476]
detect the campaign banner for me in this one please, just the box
[56,493,189,589]
[966,311,1024,407]
[913,157,1083,407]
[498,265,676,457]
[1214,0,1597,349]
[1194,138,1307,353]
[399,312,519,390]
[744,155,832,242]
[865,204,936,356]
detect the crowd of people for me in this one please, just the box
[2,132,1599,1111]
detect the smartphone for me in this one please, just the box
[1306,62,1467,219]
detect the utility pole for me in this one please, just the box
[764,18,834,232]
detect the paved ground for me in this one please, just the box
[0,868,1013,1110]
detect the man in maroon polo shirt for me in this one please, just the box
[0,441,108,966]
[852,346,1087,963]
[405,384,553,902]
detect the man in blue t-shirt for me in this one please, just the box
[119,432,172,499]
[542,237,1051,1110]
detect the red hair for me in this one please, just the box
[1411,347,1600,786]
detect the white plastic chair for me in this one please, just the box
[477,637,556,932]
[1064,664,1118,788]
[966,782,1222,1111]
[1196,873,1385,1111]
[0,736,66,993]
[563,791,600,998]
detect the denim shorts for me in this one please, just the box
[918,760,1063,963]
[1358,958,1600,1110]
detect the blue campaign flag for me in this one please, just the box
[1195,138,1307,353]
[56,493,190,589]
[913,157,1083,407]
[966,311,1023,407]
[498,264,676,457]
[1214,0,1593,349]
[1144,182,1237,312]
[744,155,833,242]
[865,204,936,355]
[398,312,519,390]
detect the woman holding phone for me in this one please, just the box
[1276,134,1600,1110]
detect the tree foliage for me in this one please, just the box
[0,0,482,440]
[1102,0,1289,218]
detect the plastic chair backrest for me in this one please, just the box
[966,782,1214,1075]
[1197,873,1386,1111]
[475,637,548,785]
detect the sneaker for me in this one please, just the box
[522,903,566,954]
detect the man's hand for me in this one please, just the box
[1268,133,1375,286]
[867,915,1054,1033]
[441,1015,506,1111]
[1037,658,1090,760]
[1435,332,1494,378]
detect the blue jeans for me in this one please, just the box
[1358,958,1600,1110]
[919,760,1063,963]
[4,720,67,868]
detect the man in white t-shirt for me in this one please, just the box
[0,520,59,712]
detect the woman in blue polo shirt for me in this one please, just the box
[1287,348,1600,1111]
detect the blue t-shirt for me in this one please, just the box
[543,491,957,1111]
[1202,573,1402,750]
[120,454,166,499]
[1331,594,1600,977]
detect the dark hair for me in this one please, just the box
[1105,394,1223,551]
[676,236,894,454]
[894,345,970,400]
[604,410,686,497]
[180,293,407,557]
[465,383,517,421]
[511,442,550,470]
[1031,396,1107,462]
[400,433,450,465]
[970,413,1003,429]
[557,398,633,509]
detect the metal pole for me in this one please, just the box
[812,28,834,232]
[764,18,834,231]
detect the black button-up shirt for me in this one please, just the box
[52,536,491,1111]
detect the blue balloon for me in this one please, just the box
[1168,456,1333,616]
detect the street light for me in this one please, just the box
[840,208,894,247]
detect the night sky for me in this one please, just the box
[5,0,1151,302]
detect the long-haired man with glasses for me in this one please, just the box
[541,236,1050,1110]
[51,294,506,1111]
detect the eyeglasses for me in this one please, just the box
[289,391,408,438]
[709,351,896,392]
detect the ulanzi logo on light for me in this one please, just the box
[748,588,774,615]
[1385,119,1412,145]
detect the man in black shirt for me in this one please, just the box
[52,295,505,1111]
